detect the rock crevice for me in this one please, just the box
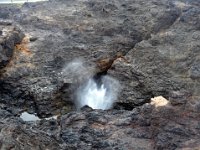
[0,0,199,149]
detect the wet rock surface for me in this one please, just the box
[0,0,199,149]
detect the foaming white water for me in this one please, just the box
[77,76,120,110]
[79,79,108,109]
[62,59,121,110]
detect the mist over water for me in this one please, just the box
[62,59,120,110]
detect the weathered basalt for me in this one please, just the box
[0,21,24,70]
[108,0,200,107]
[0,0,184,115]
[0,108,62,149]
[0,0,199,149]
[60,97,200,150]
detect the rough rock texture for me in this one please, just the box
[60,97,200,150]
[0,108,62,149]
[0,0,185,116]
[1,96,200,149]
[108,0,200,107]
[0,21,24,69]
[0,0,200,149]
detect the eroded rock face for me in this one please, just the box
[0,0,187,116]
[60,97,200,150]
[108,0,200,108]
[0,96,200,150]
[0,0,199,149]
[0,0,171,115]
[0,21,24,69]
[0,109,62,149]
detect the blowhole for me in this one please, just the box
[76,75,120,110]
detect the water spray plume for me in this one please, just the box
[62,59,120,110]
[76,76,119,110]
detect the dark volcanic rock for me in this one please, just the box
[108,0,200,107]
[0,5,21,20]
[60,97,200,150]
[0,0,199,149]
[0,22,24,69]
[1,0,184,116]
[1,96,200,150]
[0,109,62,149]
